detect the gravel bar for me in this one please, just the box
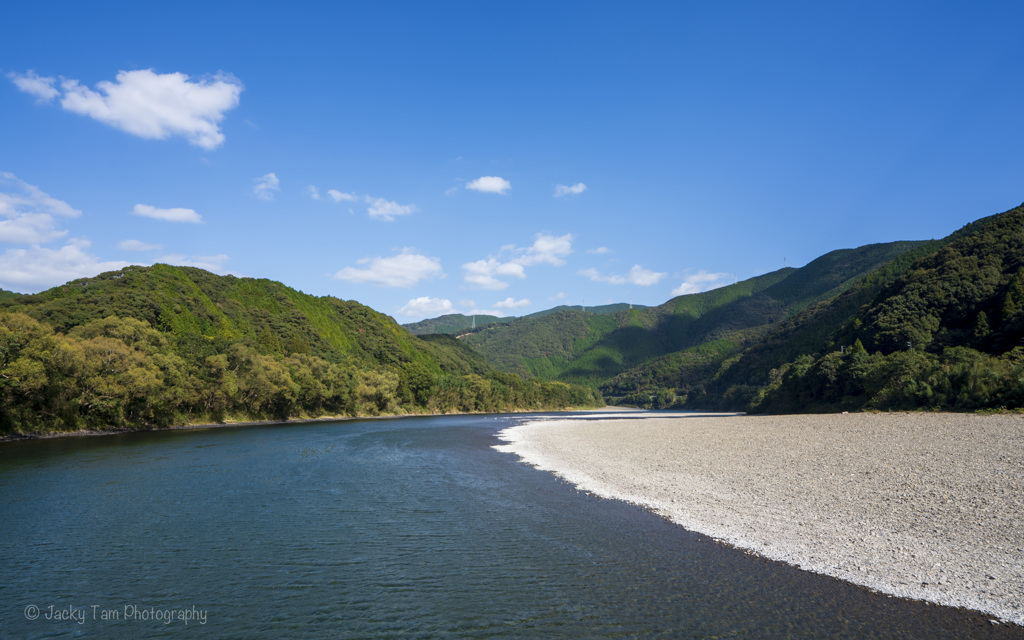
[494,410,1024,625]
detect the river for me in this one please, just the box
[1,414,1018,639]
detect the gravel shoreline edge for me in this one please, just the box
[494,411,1024,626]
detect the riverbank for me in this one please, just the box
[0,405,608,443]
[494,411,1024,626]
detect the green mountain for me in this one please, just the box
[523,302,647,319]
[460,240,928,389]
[0,288,20,302]
[403,313,512,336]
[722,202,1024,413]
[0,265,602,436]
[608,201,1024,412]
[402,302,648,336]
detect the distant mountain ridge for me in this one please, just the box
[402,302,647,336]
[454,240,929,388]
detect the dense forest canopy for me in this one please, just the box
[402,303,649,336]
[456,240,930,390]
[427,203,1024,413]
[4,202,1023,437]
[0,265,601,436]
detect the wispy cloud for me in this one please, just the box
[253,173,280,201]
[327,189,357,202]
[10,69,244,149]
[587,247,610,255]
[7,70,59,101]
[518,233,573,266]
[118,239,162,251]
[132,204,202,224]
[671,270,734,296]
[0,171,81,244]
[317,187,416,221]
[0,239,129,292]
[462,258,526,290]
[334,249,443,287]
[365,197,417,222]
[462,233,573,289]
[398,296,454,318]
[579,264,667,286]
[305,185,321,200]
[466,176,511,195]
[554,182,586,197]
[493,297,531,310]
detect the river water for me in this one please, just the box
[1,414,1019,639]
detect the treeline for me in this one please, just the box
[746,344,1024,413]
[609,202,1024,413]
[0,312,602,435]
[457,241,927,395]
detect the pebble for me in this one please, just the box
[495,410,1024,627]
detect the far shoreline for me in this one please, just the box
[0,405,621,445]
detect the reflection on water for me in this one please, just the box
[1,415,1019,639]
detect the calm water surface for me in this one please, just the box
[1,414,1020,639]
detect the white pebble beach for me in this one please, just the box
[494,409,1024,626]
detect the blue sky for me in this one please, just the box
[2,2,1022,322]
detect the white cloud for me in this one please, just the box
[671,270,734,296]
[253,173,280,201]
[554,182,586,197]
[462,258,526,290]
[461,233,573,289]
[158,253,230,273]
[0,239,129,292]
[580,264,667,286]
[118,239,161,251]
[322,189,416,221]
[588,246,610,254]
[466,176,511,194]
[334,249,442,287]
[328,189,357,202]
[0,213,68,244]
[365,197,417,222]
[305,185,321,200]
[27,69,244,150]
[518,233,573,266]
[626,265,667,286]
[398,296,454,318]
[132,204,202,224]
[0,172,81,244]
[8,70,59,101]
[549,292,567,301]
[0,172,81,219]
[493,297,531,310]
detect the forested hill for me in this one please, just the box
[0,265,601,436]
[614,201,1024,412]
[456,240,927,387]
[402,303,648,336]
[403,313,512,336]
